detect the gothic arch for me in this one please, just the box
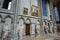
[26,17,31,24]
[19,17,25,21]
[4,15,13,24]
[17,17,25,37]
[19,17,25,24]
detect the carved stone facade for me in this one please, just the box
[0,0,57,40]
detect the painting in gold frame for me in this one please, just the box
[31,5,39,17]
[23,7,28,15]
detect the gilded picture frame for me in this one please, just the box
[23,7,28,15]
[31,5,39,17]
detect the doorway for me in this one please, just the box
[25,24,30,35]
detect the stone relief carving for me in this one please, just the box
[18,26,24,40]
[36,25,40,37]
[2,16,12,40]
[50,22,53,34]
[44,21,49,35]
[2,24,9,40]
[35,20,40,37]
[17,19,24,40]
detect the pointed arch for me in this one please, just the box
[18,17,25,24]
[4,15,13,24]
[19,16,25,21]
[26,17,31,24]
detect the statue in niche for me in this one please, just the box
[36,25,40,37]
[2,24,9,40]
[1,15,13,40]
[50,22,53,34]
[44,21,49,35]
[18,20,24,40]
[2,18,12,40]
[18,26,24,40]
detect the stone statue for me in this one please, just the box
[44,22,49,35]
[36,25,40,37]
[18,24,24,40]
[2,23,11,40]
[50,22,53,34]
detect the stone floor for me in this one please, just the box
[22,34,60,40]
[0,34,60,40]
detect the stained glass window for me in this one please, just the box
[54,7,59,21]
[42,0,47,16]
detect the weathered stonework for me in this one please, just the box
[0,0,57,40]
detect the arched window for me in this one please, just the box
[4,17,12,32]
[54,7,59,21]
[5,18,12,24]
[18,19,24,26]
[2,0,12,10]
[42,0,47,16]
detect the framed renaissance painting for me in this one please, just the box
[31,5,39,17]
[23,7,28,15]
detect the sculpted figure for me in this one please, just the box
[44,22,49,35]
[17,23,24,40]
[2,23,11,40]
[0,24,2,37]
[50,23,53,34]
[36,25,40,37]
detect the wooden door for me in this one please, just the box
[26,24,30,35]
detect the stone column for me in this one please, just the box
[13,0,18,40]
[30,23,35,37]
[49,0,57,34]
[38,0,44,36]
